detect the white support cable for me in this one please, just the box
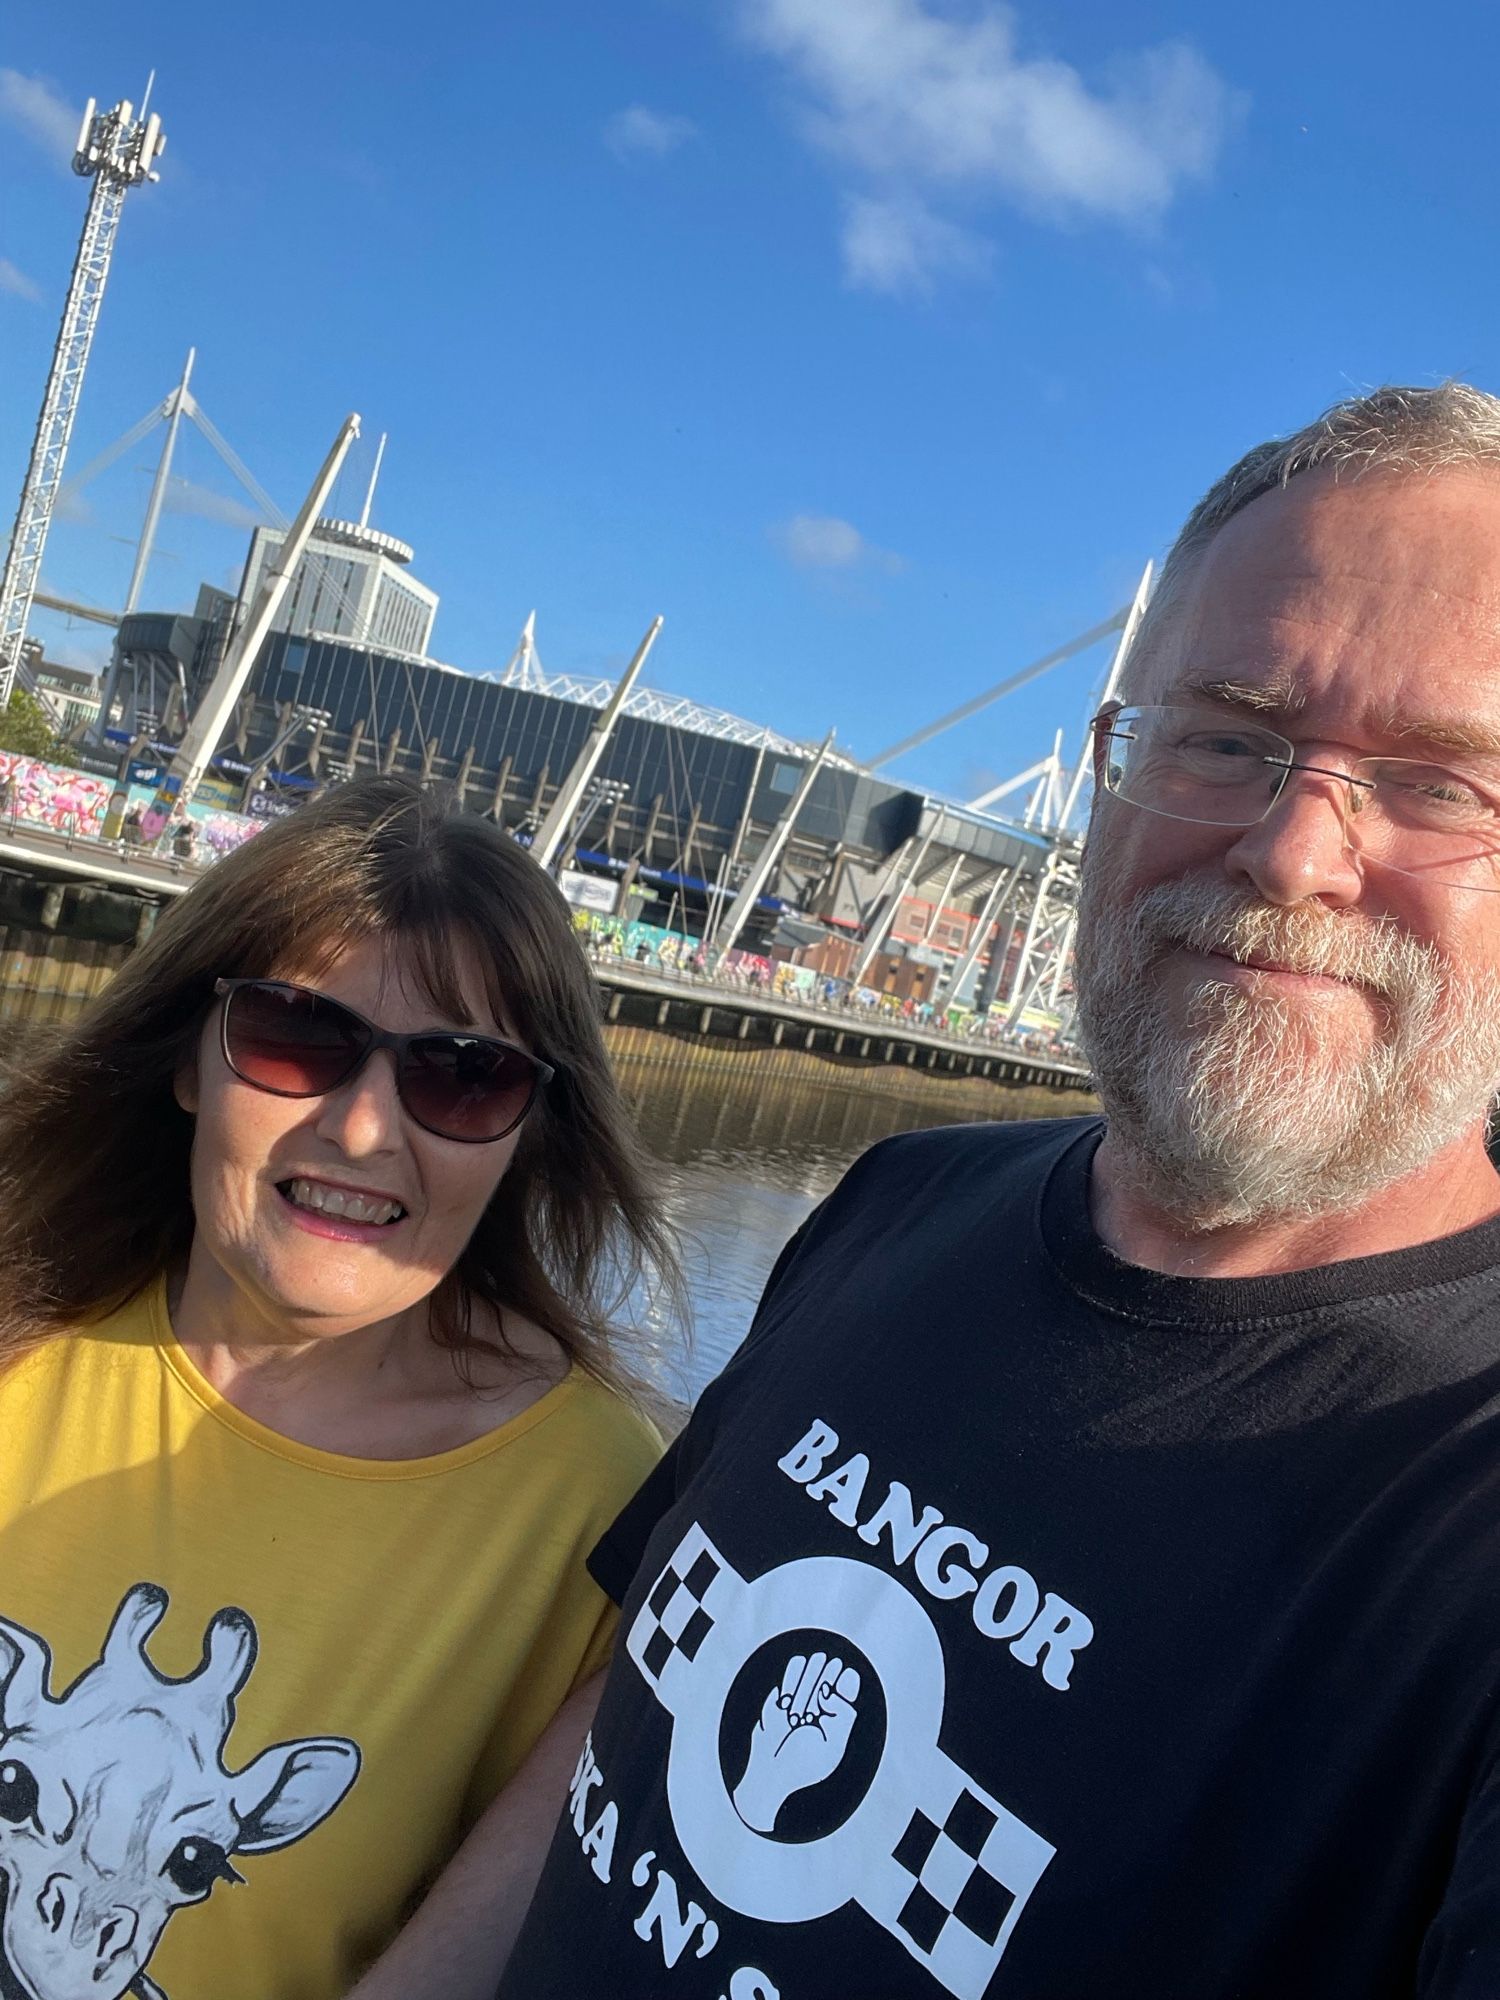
[533,619,663,870]
[848,823,938,988]
[53,401,170,513]
[186,398,427,756]
[965,755,1056,813]
[714,730,837,958]
[1057,559,1154,831]
[1021,767,1050,829]
[866,608,1129,772]
[125,394,379,748]
[1044,730,1065,833]
[190,402,376,647]
[946,858,1027,1000]
[185,399,279,516]
[142,411,361,832]
[122,348,194,618]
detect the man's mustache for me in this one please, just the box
[1108,882,1441,1002]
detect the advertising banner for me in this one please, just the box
[560,870,619,915]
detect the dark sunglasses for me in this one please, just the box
[214,978,555,1144]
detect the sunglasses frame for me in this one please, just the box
[213,977,556,1144]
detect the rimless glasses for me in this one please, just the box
[1094,705,1500,894]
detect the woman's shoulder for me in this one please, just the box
[476,1304,672,1470]
[551,1364,673,1475]
[0,1283,161,1385]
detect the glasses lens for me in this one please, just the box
[1106,707,1287,826]
[399,1036,541,1141]
[224,983,367,1097]
[1348,759,1500,893]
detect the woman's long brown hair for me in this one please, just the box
[0,775,683,1390]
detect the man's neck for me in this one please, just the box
[1089,1124,1500,1279]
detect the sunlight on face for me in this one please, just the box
[1075,470,1500,1225]
[175,935,530,1340]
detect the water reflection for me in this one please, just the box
[608,1028,1095,1402]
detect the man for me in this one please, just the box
[350,383,1500,1998]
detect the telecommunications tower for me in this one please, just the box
[0,85,166,710]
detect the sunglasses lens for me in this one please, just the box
[225,983,365,1097]
[400,1037,541,1141]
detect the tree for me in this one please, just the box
[0,688,77,765]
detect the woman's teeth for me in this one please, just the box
[284,1179,404,1226]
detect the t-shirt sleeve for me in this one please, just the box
[586,1206,825,1606]
[587,1434,685,1605]
[1418,1756,1500,1993]
[569,1596,621,1689]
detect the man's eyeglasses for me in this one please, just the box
[1094,705,1500,893]
[214,979,555,1143]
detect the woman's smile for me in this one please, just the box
[275,1175,410,1241]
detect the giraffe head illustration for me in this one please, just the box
[0,1584,359,2000]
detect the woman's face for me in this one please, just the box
[176,935,532,1341]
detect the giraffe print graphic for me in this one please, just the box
[0,1584,359,2000]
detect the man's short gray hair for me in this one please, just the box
[1127,381,1500,687]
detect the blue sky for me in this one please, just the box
[0,0,1495,806]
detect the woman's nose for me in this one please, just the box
[314,1049,404,1154]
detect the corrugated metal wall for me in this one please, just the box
[0,929,132,1030]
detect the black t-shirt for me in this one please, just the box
[500,1118,1500,1999]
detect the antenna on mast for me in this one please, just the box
[358,432,387,530]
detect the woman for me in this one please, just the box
[0,775,677,2000]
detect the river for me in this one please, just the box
[606,1028,1096,1403]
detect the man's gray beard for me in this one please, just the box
[1073,873,1500,1229]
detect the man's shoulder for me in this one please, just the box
[773,1114,1099,1276]
[838,1114,1099,1200]
[738,1116,1100,1351]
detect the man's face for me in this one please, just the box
[1074,465,1500,1225]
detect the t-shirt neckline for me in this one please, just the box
[1039,1119,1500,1327]
[147,1274,584,1481]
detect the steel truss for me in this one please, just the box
[997,837,1083,1028]
[496,653,853,764]
[0,93,165,710]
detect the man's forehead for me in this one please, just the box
[1136,466,1500,723]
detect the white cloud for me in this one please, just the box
[0,69,81,167]
[604,104,698,161]
[771,512,904,572]
[739,0,1242,290]
[841,193,989,296]
[0,256,42,303]
[163,476,264,532]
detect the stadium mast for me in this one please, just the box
[0,83,166,709]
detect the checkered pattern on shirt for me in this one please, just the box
[627,1530,724,1689]
[878,1778,1046,1999]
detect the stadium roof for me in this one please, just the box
[492,656,861,767]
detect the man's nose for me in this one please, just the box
[1220,767,1366,908]
[313,1048,404,1155]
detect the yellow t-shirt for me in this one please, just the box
[0,1276,659,2000]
